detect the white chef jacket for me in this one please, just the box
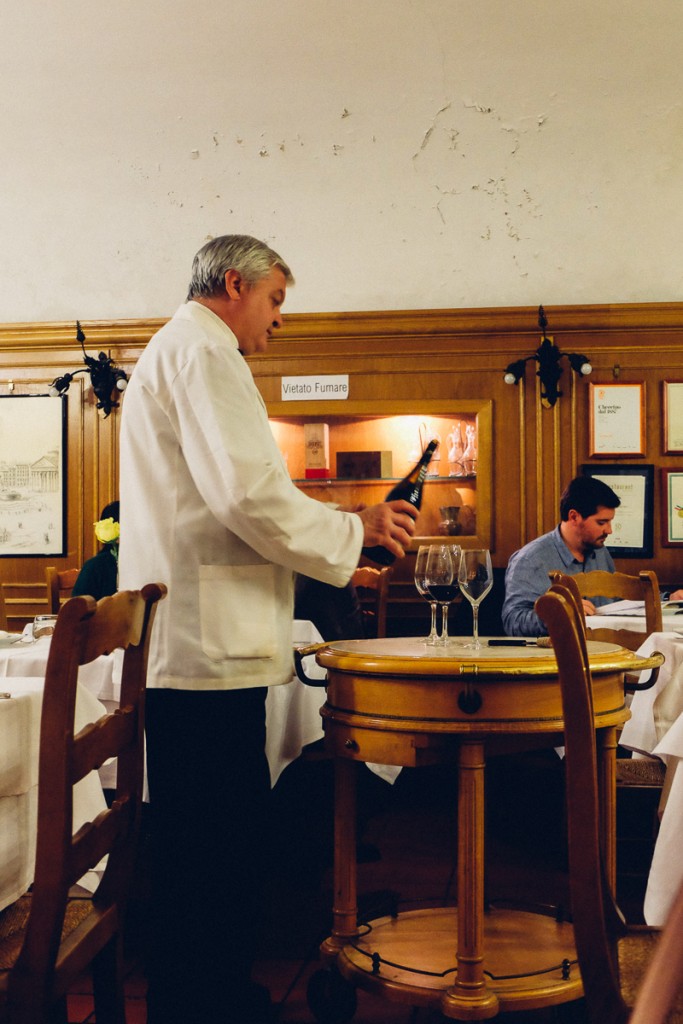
[119,302,363,691]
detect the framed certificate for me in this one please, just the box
[661,468,683,546]
[581,463,653,558]
[663,381,683,454]
[589,383,646,457]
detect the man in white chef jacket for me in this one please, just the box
[118,234,416,1024]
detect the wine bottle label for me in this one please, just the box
[361,440,438,565]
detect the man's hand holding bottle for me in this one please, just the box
[356,500,418,563]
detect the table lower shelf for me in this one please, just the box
[334,904,584,1019]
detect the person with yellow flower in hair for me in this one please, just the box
[72,501,120,600]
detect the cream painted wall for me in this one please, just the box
[1,0,681,322]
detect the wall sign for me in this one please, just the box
[589,383,645,457]
[664,381,683,455]
[281,375,349,401]
[581,463,653,558]
[661,469,683,547]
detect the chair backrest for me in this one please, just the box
[352,565,393,638]
[536,584,630,1024]
[45,566,81,614]
[5,582,166,1022]
[0,581,49,633]
[548,569,662,651]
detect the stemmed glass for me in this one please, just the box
[457,548,493,649]
[414,545,439,645]
[425,544,461,645]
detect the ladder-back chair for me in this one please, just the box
[46,567,81,614]
[0,582,166,1024]
[536,585,681,1024]
[548,569,662,652]
[351,564,393,639]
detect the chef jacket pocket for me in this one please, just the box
[199,564,277,660]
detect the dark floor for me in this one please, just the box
[66,751,657,1023]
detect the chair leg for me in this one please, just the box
[91,934,127,1024]
[47,995,68,1024]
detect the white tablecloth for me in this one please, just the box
[587,609,683,635]
[0,622,328,790]
[619,632,683,755]
[0,677,108,913]
[0,621,328,914]
[266,619,326,785]
[593,628,683,926]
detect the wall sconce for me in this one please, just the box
[503,305,592,408]
[48,322,128,417]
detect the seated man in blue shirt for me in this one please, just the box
[502,476,621,636]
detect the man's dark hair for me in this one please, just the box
[559,476,620,521]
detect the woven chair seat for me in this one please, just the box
[616,757,667,787]
[0,896,92,972]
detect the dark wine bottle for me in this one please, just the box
[361,439,439,565]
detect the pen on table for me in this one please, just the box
[488,638,539,647]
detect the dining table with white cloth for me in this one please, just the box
[0,619,328,916]
[0,620,328,790]
[586,603,683,636]
[0,672,108,914]
[586,608,683,927]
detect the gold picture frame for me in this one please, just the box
[664,381,683,455]
[589,383,646,457]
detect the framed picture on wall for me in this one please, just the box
[661,468,683,547]
[581,463,653,558]
[0,395,67,557]
[663,381,683,455]
[588,382,646,457]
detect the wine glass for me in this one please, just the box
[414,545,439,645]
[457,549,493,649]
[425,544,460,645]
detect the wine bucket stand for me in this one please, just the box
[306,636,659,1022]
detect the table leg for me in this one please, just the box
[321,756,358,959]
[597,725,618,893]
[441,740,499,1019]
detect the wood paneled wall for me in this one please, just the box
[1,303,682,625]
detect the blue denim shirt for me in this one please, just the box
[502,525,616,637]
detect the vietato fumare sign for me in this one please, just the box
[281,375,349,401]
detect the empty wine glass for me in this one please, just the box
[457,549,493,649]
[414,545,439,645]
[425,544,460,645]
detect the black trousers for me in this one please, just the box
[144,687,271,1024]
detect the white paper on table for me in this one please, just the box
[596,599,646,616]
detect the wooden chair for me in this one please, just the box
[45,566,81,614]
[548,568,663,652]
[293,566,393,688]
[0,581,49,633]
[547,572,661,691]
[0,581,166,1024]
[548,571,667,899]
[0,587,7,631]
[536,584,683,1024]
[352,565,393,639]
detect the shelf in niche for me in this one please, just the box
[266,398,492,550]
[292,475,477,485]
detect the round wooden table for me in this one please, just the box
[309,635,663,1021]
